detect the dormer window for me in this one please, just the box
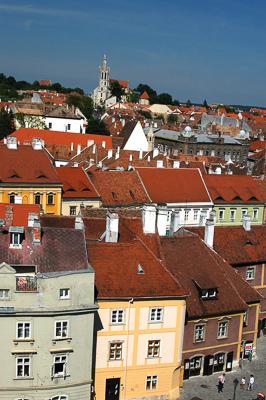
[137,264,145,274]
[9,227,24,248]
[201,288,217,299]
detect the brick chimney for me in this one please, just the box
[32,220,41,244]
[5,205,13,227]
[105,212,119,243]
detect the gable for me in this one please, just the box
[123,122,149,151]
[0,262,16,274]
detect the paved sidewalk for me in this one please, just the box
[181,337,266,400]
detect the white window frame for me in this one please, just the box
[194,324,206,342]
[193,209,199,221]
[147,340,160,358]
[69,206,77,216]
[149,307,164,323]
[218,208,225,221]
[253,208,259,221]
[54,320,69,339]
[110,309,125,325]
[50,396,68,400]
[146,375,158,390]
[47,192,55,205]
[217,320,228,338]
[241,208,248,219]
[230,208,236,221]
[109,341,123,360]
[0,288,10,300]
[59,288,70,300]
[11,233,21,246]
[246,266,255,281]
[51,354,67,378]
[184,209,190,222]
[16,356,31,378]
[16,321,32,340]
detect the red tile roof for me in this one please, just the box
[136,167,212,203]
[204,175,264,203]
[10,128,112,149]
[139,90,150,99]
[56,167,100,199]
[110,79,129,88]
[160,234,260,318]
[0,144,61,184]
[90,170,150,206]
[0,204,40,227]
[249,140,266,152]
[39,79,52,86]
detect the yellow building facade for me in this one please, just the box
[95,298,186,400]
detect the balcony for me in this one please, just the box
[16,276,37,292]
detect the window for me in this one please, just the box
[109,341,123,360]
[0,289,10,299]
[67,124,71,130]
[243,310,249,327]
[184,210,190,222]
[193,209,199,221]
[218,321,228,338]
[52,354,67,378]
[253,208,259,221]
[149,307,164,323]
[16,356,31,378]
[55,321,69,338]
[146,375,158,390]
[11,233,22,247]
[50,396,68,400]
[34,194,41,205]
[69,206,77,216]
[9,193,16,203]
[194,324,205,342]
[48,122,52,129]
[246,267,255,281]
[17,322,31,339]
[218,208,225,221]
[230,209,236,221]
[241,209,248,219]
[47,193,54,205]
[147,340,160,358]
[59,288,70,299]
[190,356,202,370]
[201,288,217,299]
[111,309,124,325]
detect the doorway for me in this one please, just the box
[105,378,120,400]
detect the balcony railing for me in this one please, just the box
[16,276,37,292]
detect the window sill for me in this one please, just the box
[13,339,35,343]
[194,340,205,344]
[146,356,161,359]
[148,320,163,324]
[13,377,34,380]
[52,337,72,343]
[217,336,228,340]
[110,323,126,326]
[9,244,22,249]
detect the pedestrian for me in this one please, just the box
[247,374,255,390]
[248,350,253,362]
[240,376,246,389]
[217,373,226,393]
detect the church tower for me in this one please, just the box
[92,55,111,107]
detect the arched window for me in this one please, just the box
[34,192,42,205]
[9,192,17,203]
[47,192,55,205]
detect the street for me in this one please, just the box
[181,336,266,400]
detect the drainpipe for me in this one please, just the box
[123,298,134,400]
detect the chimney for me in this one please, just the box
[173,160,180,168]
[32,138,43,150]
[102,140,106,148]
[204,216,215,248]
[142,205,156,234]
[147,155,151,162]
[75,216,84,230]
[87,139,94,147]
[115,151,119,160]
[156,160,163,168]
[121,118,125,127]
[28,213,39,227]
[169,211,180,235]
[242,214,251,231]
[32,220,41,244]
[77,144,81,155]
[6,136,17,150]
[105,212,119,243]
[129,154,133,162]
[70,142,74,151]
[92,144,96,154]
[139,150,143,159]
[107,149,113,159]
[157,207,168,236]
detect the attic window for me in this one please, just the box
[8,170,20,179]
[232,196,241,201]
[248,196,258,201]
[215,196,225,201]
[112,192,117,200]
[35,170,47,179]
[201,288,217,299]
[137,264,145,274]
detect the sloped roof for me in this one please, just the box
[0,227,90,273]
[90,170,150,206]
[204,175,264,203]
[0,144,61,184]
[0,204,40,226]
[110,79,129,88]
[136,167,212,203]
[56,167,100,199]
[139,90,150,99]
[249,140,266,152]
[160,234,259,318]
[120,120,138,148]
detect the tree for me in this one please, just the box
[135,83,157,104]
[0,108,15,138]
[86,117,109,135]
[110,81,124,102]
[167,114,178,124]
[51,82,63,92]
[157,93,173,105]
[67,94,93,120]
[173,99,180,106]
[16,113,47,129]
[138,110,152,119]
[186,99,192,107]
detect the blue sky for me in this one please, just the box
[0,0,266,106]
